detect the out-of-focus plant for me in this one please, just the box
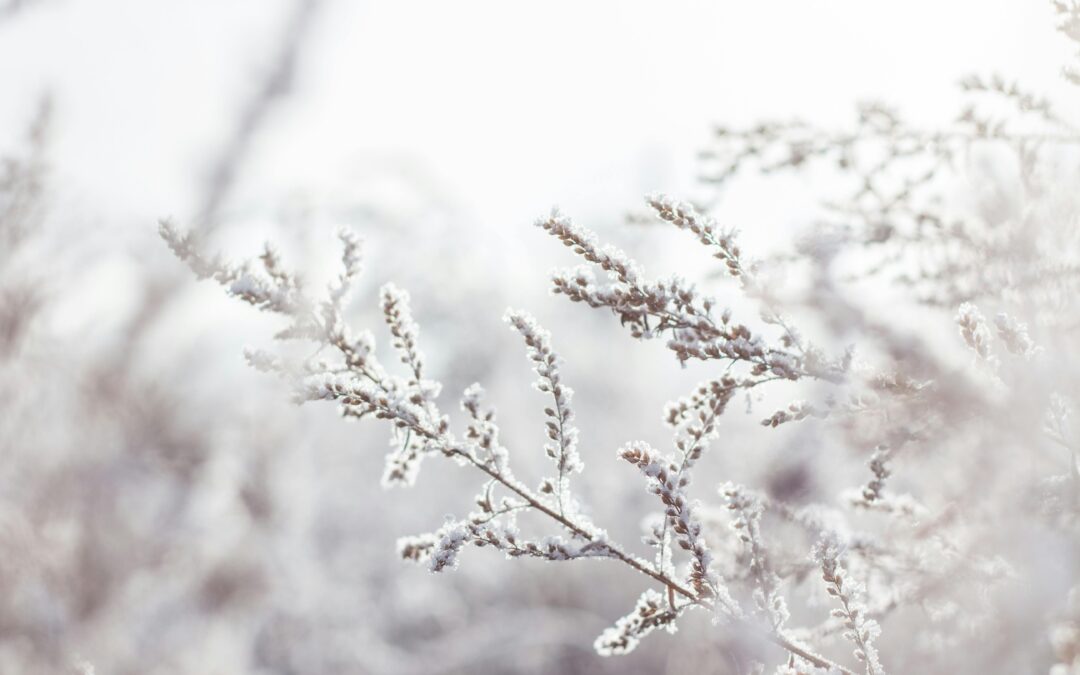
[0,97,49,359]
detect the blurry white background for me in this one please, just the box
[1,0,1073,236]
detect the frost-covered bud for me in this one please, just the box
[956,302,996,365]
[993,312,1038,358]
[594,589,676,656]
[429,521,469,572]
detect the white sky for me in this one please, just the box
[0,0,1075,247]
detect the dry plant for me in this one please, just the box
[160,5,1080,674]
[0,100,278,673]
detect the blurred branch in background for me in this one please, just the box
[0,96,50,358]
[195,0,324,234]
[0,0,44,21]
